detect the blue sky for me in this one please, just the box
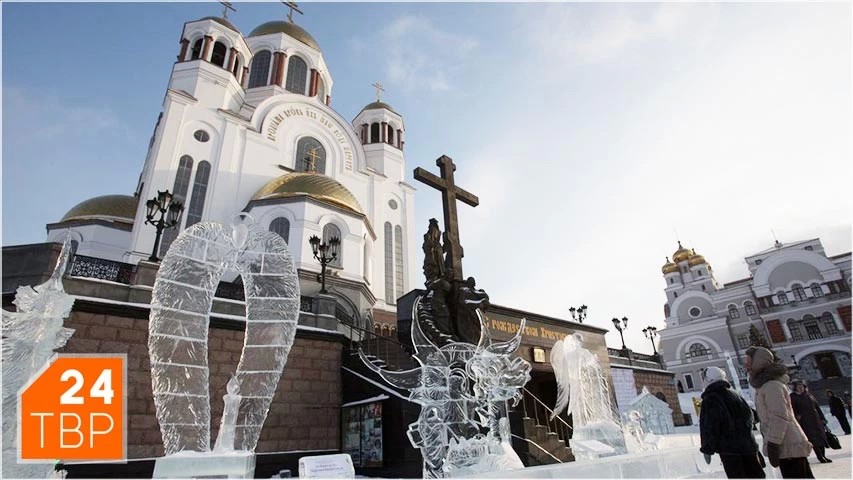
[3,2,851,352]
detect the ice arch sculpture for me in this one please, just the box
[149,216,299,455]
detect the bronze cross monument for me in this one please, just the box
[414,155,479,282]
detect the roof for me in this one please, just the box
[360,101,397,114]
[251,173,363,216]
[249,21,320,50]
[197,16,240,33]
[748,238,817,257]
[60,195,137,224]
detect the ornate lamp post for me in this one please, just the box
[309,234,340,294]
[145,190,184,262]
[569,304,588,323]
[611,316,629,350]
[642,326,659,355]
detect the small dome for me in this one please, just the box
[252,173,363,215]
[61,195,138,224]
[672,241,692,263]
[249,21,320,50]
[197,16,240,33]
[361,101,397,114]
[688,249,707,267]
[662,257,679,274]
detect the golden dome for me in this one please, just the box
[361,101,397,114]
[249,21,320,50]
[672,241,692,263]
[61,195,137,224]
[688,249,707,267]
[252,173,364,215]
[662,257,679,274]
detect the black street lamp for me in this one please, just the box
[569,304,588,323]
[145,190,184,262]
[611,316,629,350]
[309,234,340,294]
[642,326,659,355]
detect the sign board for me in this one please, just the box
[298,453,354,479]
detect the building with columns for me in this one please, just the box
[657,238,851,398]
[43,15,418,327]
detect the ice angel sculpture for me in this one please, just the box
[551,332,626,458]
[149,214,300,456]
[2,236,76,479]
[361,297,530,477]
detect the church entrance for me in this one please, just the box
[815,352,842,378]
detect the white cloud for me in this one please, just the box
[380,14,478,93]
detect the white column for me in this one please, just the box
[831,313,845,332]
[781,322,792,341]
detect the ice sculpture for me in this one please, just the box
[2,237,76,479]
[624,386,674,435]
[622,410,647,453]
[361,298,530,477]
[148,214,300,457]
[213,375,241,453]
[551,332,627,459]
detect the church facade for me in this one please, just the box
[44,15,418,326]
[657,239,852,399]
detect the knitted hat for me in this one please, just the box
[704,366,727,387]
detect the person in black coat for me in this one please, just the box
[826,390,850,435]
[790,380,830,463]
[700,367,766,478]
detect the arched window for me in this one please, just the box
[285,56,308,94]
[323,223,342,268]
[374,324,381,335]
[269,217,290,244]
[159,155,194,257]
[394,225,404,298]
[232,55,241,77]
[688,343,709,358]
[744,301,757,316]
[802,315,822,340]
[727,304,740,319]
[787,319,803,342]
[185,161,210,227]
[295,137,326,174]
[810,283,824,298]
[248,50,272,88]
[190,38,204,60]
[386,124,394,145]
[381,325,390,337]
[792,284,806,302]
[821,312,838,335]
[211,41,227,67]
[370,123,380,144]
[384,222,394,304]
[776,291,789,305]
[316,77,325,101]
[664,304,671,317]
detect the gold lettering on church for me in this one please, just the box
[265,107,355,171]
[487,316,571,343]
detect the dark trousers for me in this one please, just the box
[778,457,814,479]
[720,453,766,478]
[833,413,851,434]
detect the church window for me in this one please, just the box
[248,50,272,88]
[792,284,806,302]
[682,266,688,273]
[285,55,308,94]
[669,278,674,284]
[737,334,750,349]
[776,291,789,305]
[688,306,701,318]
[316,76,325,100]
[787,319,803,342]
[697,270,703,276]
[388,199,398,210]
[688,343,709,358]
[394,225,404,299]
[323,223,342,268]
[386,124,394,145]
[185,161,210,227]
[370,123,380,144]
[701,284,706,291]
[673,292,678,298]
[269,217,290,244]
[295,137,326,174]
[755,259,763,265]
[727,304,740,319]
[684,374,694,390]
[821,312,838,335]
[805,246,814,251]
[384,222,394,304]
[744,301,757,316]
[159,155,194,257]
[211,41,227,67]
[190,38,203,60]
[232,55,241,77]
[810,283,824,297]
[803,317,822,340]
[70,240,79,256]
[193,130,210,142]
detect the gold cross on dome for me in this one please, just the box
[280,1,303,23]
[304,147,321,172]
[371,81,385,102]
[219,1,236,19]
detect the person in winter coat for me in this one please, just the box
[699,366,765,478]
[826,390,851,435]
[790,380,830,463]
[744,347,814,479]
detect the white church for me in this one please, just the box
[44,13,418,326]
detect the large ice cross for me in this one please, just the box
[414,155,479,282]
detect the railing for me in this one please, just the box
[757,291,851,315]
[519,387,572,448]
[511,434,562,464]
[300,296,315,313]
[341,320,416,372]
[68,255,134,284]
[633,351,662,364]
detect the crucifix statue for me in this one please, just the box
[280,1,303,23]
[371,81,385,102]
[218,1,236,19]
[415,155,488,344]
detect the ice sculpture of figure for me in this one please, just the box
[213,375,241,453]
[362,298,529,477]
[622,410,647,453]
[2,237,76,479]
[550,332,626,458]
[148,214,299,477]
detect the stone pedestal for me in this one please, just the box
[152,451,255,479]
[135,260,161,287]
[314,293,338,331]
